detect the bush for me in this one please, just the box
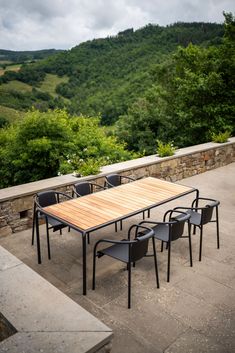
[157,140,176,157]
[211,131,231,143]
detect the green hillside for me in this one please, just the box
[0,22,224,124]
[0,48,63,63]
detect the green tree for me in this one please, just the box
[116,13,235,152]
[0,109,135,188]
[0,109,72,187]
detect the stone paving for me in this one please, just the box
[1,163,235,353]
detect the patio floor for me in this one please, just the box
[1,163,235,353]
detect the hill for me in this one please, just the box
[0,48,63,63]
[0,22,224,124]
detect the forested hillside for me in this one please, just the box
[0,15,234,188]
[0,49,63,63]
[0,22,224,124]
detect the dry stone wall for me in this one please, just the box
[1,140,235,237]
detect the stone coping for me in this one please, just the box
[0,246,113,353]
[0,138,234,202]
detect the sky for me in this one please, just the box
[0,0,235,51]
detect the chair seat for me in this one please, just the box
[187,210,201,226]
[98,242,129,263]
[153,224,170,242]
[47,216,66,232]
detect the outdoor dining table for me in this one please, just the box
[35,177,198,295]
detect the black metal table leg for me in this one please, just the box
[82,232,87,295]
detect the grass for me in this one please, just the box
[0,80,33,93]
[0,64,22,76]
[39,74,69,97]
[0,105,24,123]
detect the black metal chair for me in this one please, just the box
[174,197,220,261]
[140,210,191,282]
[72,181,105,198]
[105,174,135,188]
[105,173,149,226]
[93,224,159,308]
[31,190,72,259]
[72,181,106,244]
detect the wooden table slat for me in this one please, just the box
[44,177,194,231]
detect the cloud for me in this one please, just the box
[0,0,234,50]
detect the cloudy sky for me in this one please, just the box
[0,0,234,51]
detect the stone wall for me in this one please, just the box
[1,138,235,237]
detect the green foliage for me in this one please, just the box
[0,110,135,188]
[0,22,223,123]
[0,110,72,187]
[0,49,63,63]
[0,116,8,128]
[156,140,176,157]
[211,131,231,143]
[59,115,136,176]
[116,13,235,152]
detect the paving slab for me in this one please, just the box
[0,246,112,353]
[1,163,235,353]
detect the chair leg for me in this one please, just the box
[92,249,97,290]
[142,211,145,220]
[167,241,171,282]
[46,219,51,260]
[188,222,193,267]
[115,222,117,232]
[161,241,164,252]
[31,202,36,246]
[152,238,159,288]
[120,220,123,231]
[148,209,150,218]
[199,226,203,261]
[35,210,42,264]
[60,229,62,235]
[216,206,220,249]
[127,262,131,309]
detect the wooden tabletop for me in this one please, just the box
[44,177,194,232]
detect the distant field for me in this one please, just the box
[0,105,24,123]
[0,80,32,93]
[0,64,22,76]
[39,74,69,97]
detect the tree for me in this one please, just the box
[0,109,135,188]
[0,109,71,187]
[115,13,235,152]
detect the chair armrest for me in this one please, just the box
[96,238,133,246]
[56,191,73,200]
[128,224,154,239]
[163,209,189,221]
[72,189,81,197]
[192,197,220,208]
[120,175,135,183]
[173,206,207,212]
[105,180,115,188]
[90,182,106,191]
[139,220,174,226]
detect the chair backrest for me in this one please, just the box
[106,174,121,187]
[201,202,217,225]
[170,213,190,241]
[74,182,91,197]
[130,229,154,262]
[37,191,57,208]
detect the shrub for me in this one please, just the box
[156,140,176,157]
[211,131,231,143]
